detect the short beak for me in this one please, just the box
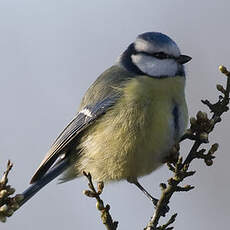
[177,55,192,64]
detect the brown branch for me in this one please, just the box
[0,161,24,222]
[145,65,230,230]
[83,171,118,230]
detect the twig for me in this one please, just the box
[0,161,24,222]
[83,171,118,230]
[145,65,230,230]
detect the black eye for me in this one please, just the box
[153,52,168,59]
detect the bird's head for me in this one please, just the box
[118,32,192,78]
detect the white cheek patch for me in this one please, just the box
[131,54,178,77]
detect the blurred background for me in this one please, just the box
[0,0,229,229]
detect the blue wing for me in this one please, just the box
[30,65,134,183]
[30,96,117,183]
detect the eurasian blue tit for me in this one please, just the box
[21,32,191,206]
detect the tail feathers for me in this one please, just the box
[19,158,69,207]
[30,152,66,184]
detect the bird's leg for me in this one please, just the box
[128,179,170,214]
[132,180,158,206]
[127,178,158,206]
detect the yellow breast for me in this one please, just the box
[65,75,188,182]
[117,76,188,178]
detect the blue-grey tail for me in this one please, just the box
[19,158,69,207]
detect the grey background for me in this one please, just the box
[0,0,230,229]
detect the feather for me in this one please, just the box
[30,96,117,183]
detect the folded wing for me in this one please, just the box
[30,96,118,183]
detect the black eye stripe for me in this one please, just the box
[154,52,169,59]
[136,51,175,60]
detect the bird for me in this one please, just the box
[20,32,191,207]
